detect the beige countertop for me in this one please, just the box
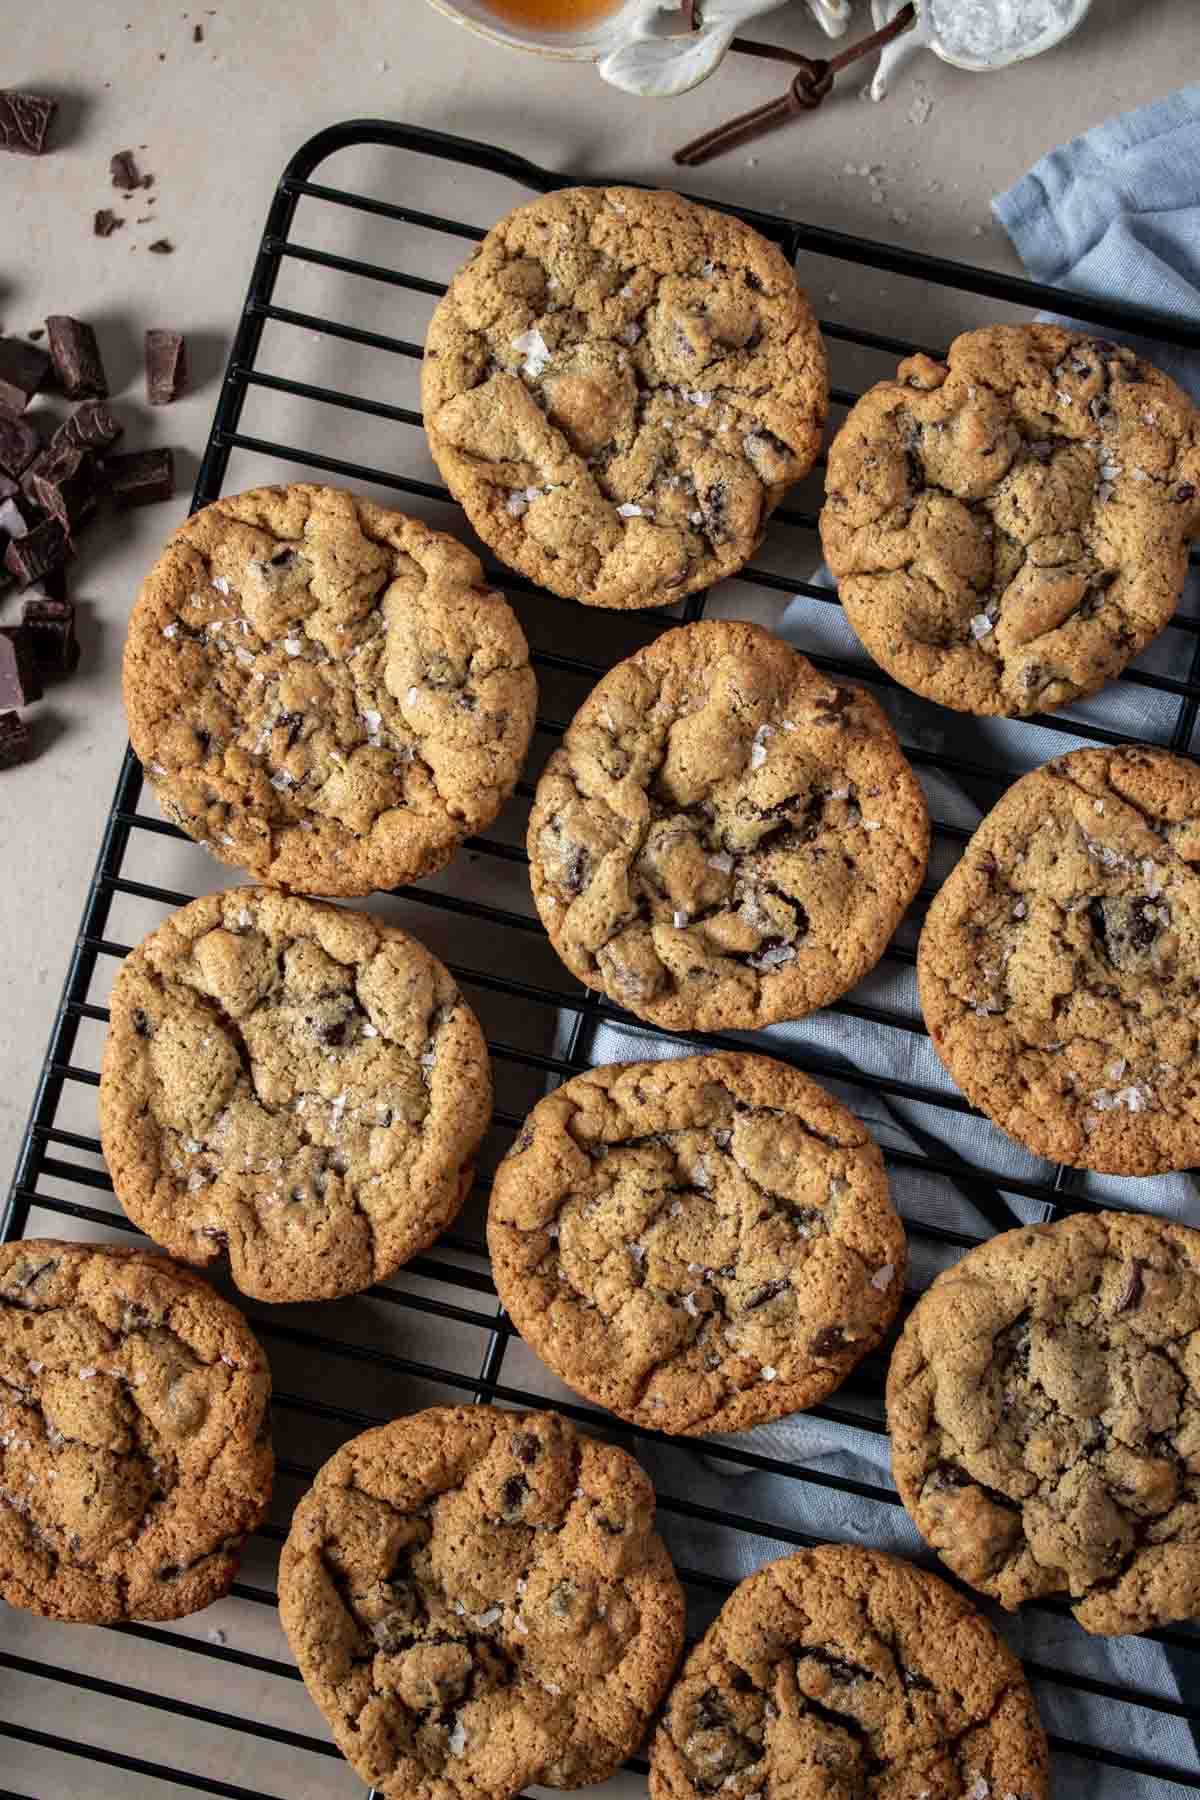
[0,5,1197,1795]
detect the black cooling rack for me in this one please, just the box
[4,119,1200,1800]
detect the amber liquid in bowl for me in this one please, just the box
[479,0,622,29]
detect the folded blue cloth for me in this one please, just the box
[994,81,1200,398]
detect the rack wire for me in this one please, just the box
[4,120,1200,1800]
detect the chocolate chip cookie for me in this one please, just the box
[528,620,929,1032]
[422,186,827,610]
[99,888,491,1303]
[0,1239,272,1623]
[123,483,536,896]
[918,745,1200,1173]
[888,1210,1200,1637]
[489,1054,906,1436]
[278,1404,685,1800]
[650,1544,1049,1800]
[821,325,1200,716]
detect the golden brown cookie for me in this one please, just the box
[650,1544,1049,1800]
[123,483,536,895]
[278,1404,685,1800]
[99,888,491,1302]
[887,1210,1200,1637]
[528,619,929,1032]
[489,1054,906,1435]
[0,1239,272,1623]
[422,186,827,610]
[918,745,1200,1173]
[821,325,1200,716]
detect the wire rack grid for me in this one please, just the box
[3,119,1200,1800]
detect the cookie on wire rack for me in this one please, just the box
[527,618,929,1033]
[0,1239,273,1624]
[123,482,537,896]
[422,184,828,610]
[821,324,1200,716]
[100,887,491,1303]
[489,1052,906,1436]
[279,1404,685,1800]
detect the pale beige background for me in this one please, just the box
[0,2,1196,1795]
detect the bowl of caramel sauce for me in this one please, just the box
[425,0,640,61]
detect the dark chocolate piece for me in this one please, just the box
[110,148,141,190]
[193,23,204,41]
[146,329,187,406]
[0,710,31,768]
[3,517,72,588]
[94,208,123,238]
[22,593,79,676]
[0,90,57,157]
[104,447,175,508]
[22,442,96,533]
[56,399,123,454]
[0,627,43,706]
[148,239,174,255]
[45,315,109,399]
[0,337,50,413]
[0,405,40,478]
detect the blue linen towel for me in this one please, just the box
[546,89,1200,1797]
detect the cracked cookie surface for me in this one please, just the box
[821,325,1200,716]
[649,1544,1049,1800]
[99,888,491,1302]
[0,1239,272,1623]
[918,746,1200,1173]
[489,1054,906,1436]
[887,1211,1200,1637]
[528,620,929,1032]
[278,1403,684,1800]
[422,186,827,611]
[123,483,536,895]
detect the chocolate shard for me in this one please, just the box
[45,315,109,400]
[94,207,123,238]
[147,239,174,255]
[0,336,51,413]
[146,329,187,406]
[0,710,32,768]
[104,447,175,508]
[0,90,57,157]
[110,148,141,190]
[22,442,97,533]
[0,627,43,706]
[0,404,41,478]
[22,593,79,676]
[55,399,123,454]
[3,516,72,588]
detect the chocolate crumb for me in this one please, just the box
[193,22,204,40]
[94,208,123,238]
[148,239,174,255]
[110,149,141,190]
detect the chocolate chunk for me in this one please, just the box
[94,208,123,238]
[511,1431,541,1465]
[4,517,72,588]
[0,710,31,767]
[56,399,123,454]
[499,1474,528,1517]
[110,148,142,190]
[809,1325,849,1359]
[146,329,187,406]
[104,446,174,507]
[45,316,109,400]
[22,594,79,676]
[22,443,97,533]
[1116,1259,1145,1314]
[0,337,50,412]
[0,628,43,706]
[0,90,57,157]
[0,404,40,478]
[148,239,174,256]
[193,23,204,41]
